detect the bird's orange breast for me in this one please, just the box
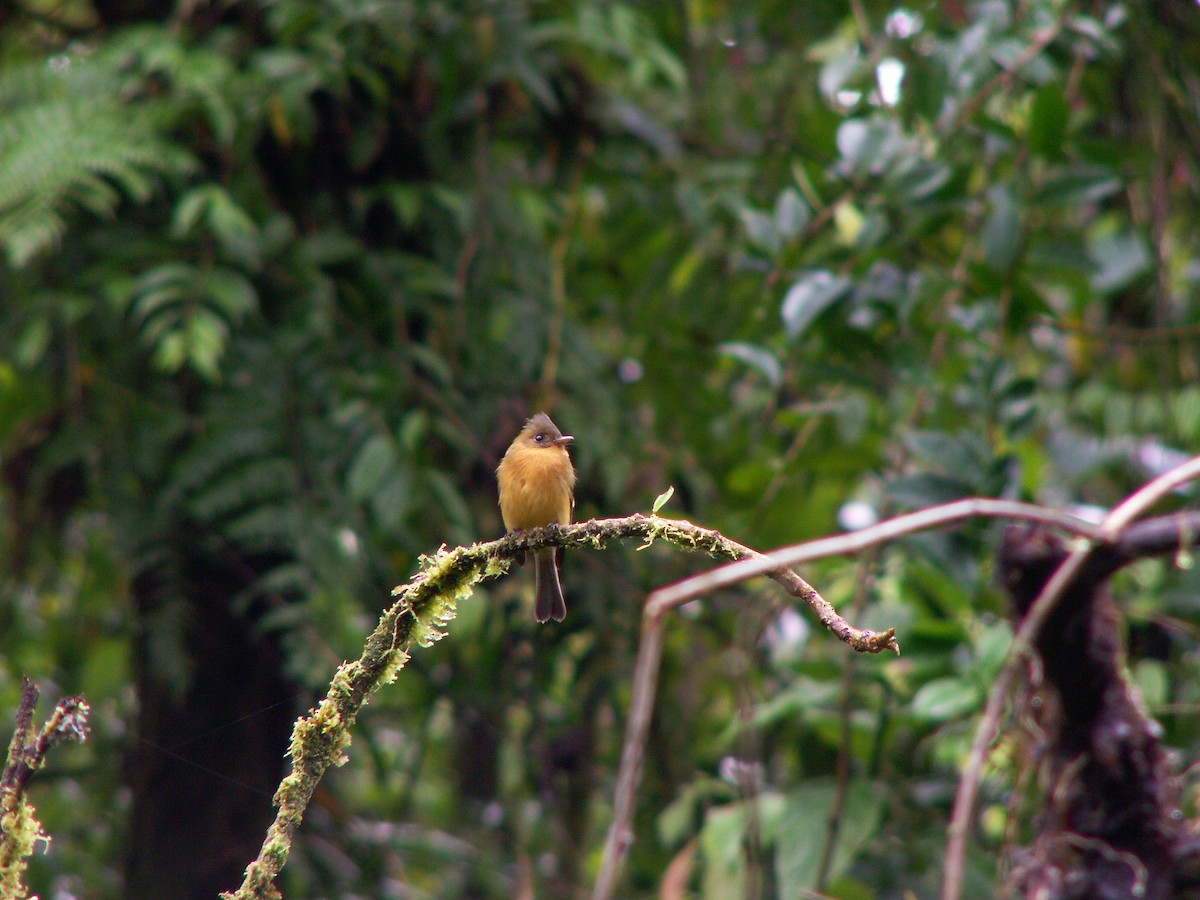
[497,445,576,532]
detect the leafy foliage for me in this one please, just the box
[0,53,193,267]
[2,0,1200,897]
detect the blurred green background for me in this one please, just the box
[2,0,1200,896]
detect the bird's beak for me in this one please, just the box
[555,434,574,446]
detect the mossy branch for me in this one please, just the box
[223,513,891,899]
[0,677,91,900]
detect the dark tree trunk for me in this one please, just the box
[998,522,1200,900]
[123,540,295,899]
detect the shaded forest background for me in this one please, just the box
[2,0,1200,897]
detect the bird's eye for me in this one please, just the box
[534,433,546,443]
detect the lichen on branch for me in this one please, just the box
[224,513,886,899]
[0,678,91,900]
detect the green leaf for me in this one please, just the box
[658,789,697,849]
[184,309,227,380]
[1133,659,1168,709]
[773,188,810,239]
[885,472,973,507]
[701,804,748,899]
[305,228,363,266]
[781,271,852,338]
[833,390,871,445]
[0,78,194,266]
[347,434,398,502]
[718,342,783,387]
[1089,230,1151,293]
[888,159,952,203]
[383,183,422,228]
[171,184,259,255]
[741,208,780,255]
[743,678,838,732]
[204,268,258,319]
[131,262,195,323]
[700,795,786,899]
[1029,83,1068,158]
[1035,166,1122,206]
[974,623,1013,678]
[905,431,986,478]
[207,188,260,249]
[982,184,1021,272]
[726,459,776,497]
[911,677,981,722]
[652,485,674,513]
[171,186,210,237]
[153,330,188,373]
[835,117,910,174]
[775,780,885,893]
[1025,238,1095,275]
[13,316,50,368]
[657,777,729,847]
[370,468,414,532]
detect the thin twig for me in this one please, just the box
[935,20,1066,133]
[1037,316,1200,344]
[941,544,1090,900]
[1100,455,1200,539]
[0,679,39,795]
[650,499,1099,610]
[591,605,667,900]
[592,498,1111,898]
[849,0,873,52]
[598,516,899,897]
[595,500,1086,897]
[816,554,878,889]
[538,167,582,405]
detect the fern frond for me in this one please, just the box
[165,424,278,506]
[0,64,194,267]
[187,456,297,523]
[223,505,301,557]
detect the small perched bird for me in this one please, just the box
[496,412,577,623]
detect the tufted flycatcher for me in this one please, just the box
[496,412,577,623]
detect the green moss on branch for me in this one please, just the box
[224,514,888,898]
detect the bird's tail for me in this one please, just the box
[534,549,567,623]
